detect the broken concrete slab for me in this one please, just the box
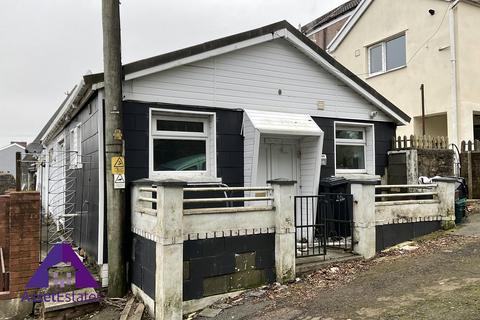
[198,307,222,318]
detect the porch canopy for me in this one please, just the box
[242,109,324,200]
[243,109,323,136]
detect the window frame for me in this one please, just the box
[69,123,82,169]
[368,33,406,77]
[333,122,376,175]
[149,108,216,180]
[335,126,367,174]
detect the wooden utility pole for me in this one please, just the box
[102,0,127,297]
[420,84,426,136]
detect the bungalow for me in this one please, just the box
[33,20,410,283]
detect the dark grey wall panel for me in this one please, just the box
[122,101,244,187]
[312,117,396,178]
[131,233,156,299]
[376,221,441,252]
[183,234,275,301]
[63,96,100,261]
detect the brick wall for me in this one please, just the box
[0,192,40,299]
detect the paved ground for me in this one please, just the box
[199,216,480,320]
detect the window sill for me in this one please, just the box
[366,65,406,79]
[149,172,221,183]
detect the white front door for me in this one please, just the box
[257,137,299,186]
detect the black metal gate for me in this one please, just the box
[294,193,354,258]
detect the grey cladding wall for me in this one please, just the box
[64,98,100,262]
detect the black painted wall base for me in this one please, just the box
[183,233,276,301]
[376,221,442,252]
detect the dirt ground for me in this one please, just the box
[197,216,480,320]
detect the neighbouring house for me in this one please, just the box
[309,0,480,146]
[0,142,25,175]
[302,0,360,50]
[31,21,410,292]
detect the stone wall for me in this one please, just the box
[417,149,454,177]
[0,174,15,195]
[387,149,454,185]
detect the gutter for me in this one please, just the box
[449,0,460,146]
[41,79,93,145]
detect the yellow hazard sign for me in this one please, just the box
[111,156,125,175]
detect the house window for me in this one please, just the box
[368,34,406,76]
[335,127,366,173]
[69,124,82,169]
[150,111,215,178]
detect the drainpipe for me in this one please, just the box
[449,0,460,146]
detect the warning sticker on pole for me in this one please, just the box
[111,156,125,175]
[114,174,126,189]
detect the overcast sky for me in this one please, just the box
[0,0,345,148]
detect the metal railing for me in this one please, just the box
[295,193,354,258]
[375,184,439,205]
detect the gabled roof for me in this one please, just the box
[0,143,25,152]
[328,0,480,52]
[83,20,409,125]
[301,0,360,35]
[26,86,77,153]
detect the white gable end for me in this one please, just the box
[123,38,391,123]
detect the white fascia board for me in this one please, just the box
[0,143,25,152]
[328,0,373,53]
[41,80,89,144]
[284,29,407,125]
[305,12,352,38]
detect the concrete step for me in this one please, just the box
[41,288,100,320]
[296,254,361,275]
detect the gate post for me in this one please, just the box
[155,180,186,320]
[349,178,379,259]
[269,179,296,283]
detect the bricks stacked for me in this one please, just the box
[0,192,40,299]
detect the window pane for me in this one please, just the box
[336,129,364,140]
[386,35,406,70]
[156,119,204,133]
[369,44,383,74]
[336,145,365,170]
[153,139,206,171]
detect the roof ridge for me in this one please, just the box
[301,0,360,34]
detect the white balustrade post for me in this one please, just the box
[269,179,296,283]
[155,180,186,320]
[349,178,378,259]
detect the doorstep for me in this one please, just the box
[296,249,361,275]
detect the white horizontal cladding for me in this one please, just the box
[183,209,275,237]
[244,109,323,136]
[124,38,393,123]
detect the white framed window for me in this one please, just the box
[368,34,406,76]
[69,123,82,169]
[335,127,367,173]
[149,109,216,180]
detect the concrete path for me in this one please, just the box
[202,231,480,320]
[454,213,480,237]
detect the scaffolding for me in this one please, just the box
[44,150,92,251]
